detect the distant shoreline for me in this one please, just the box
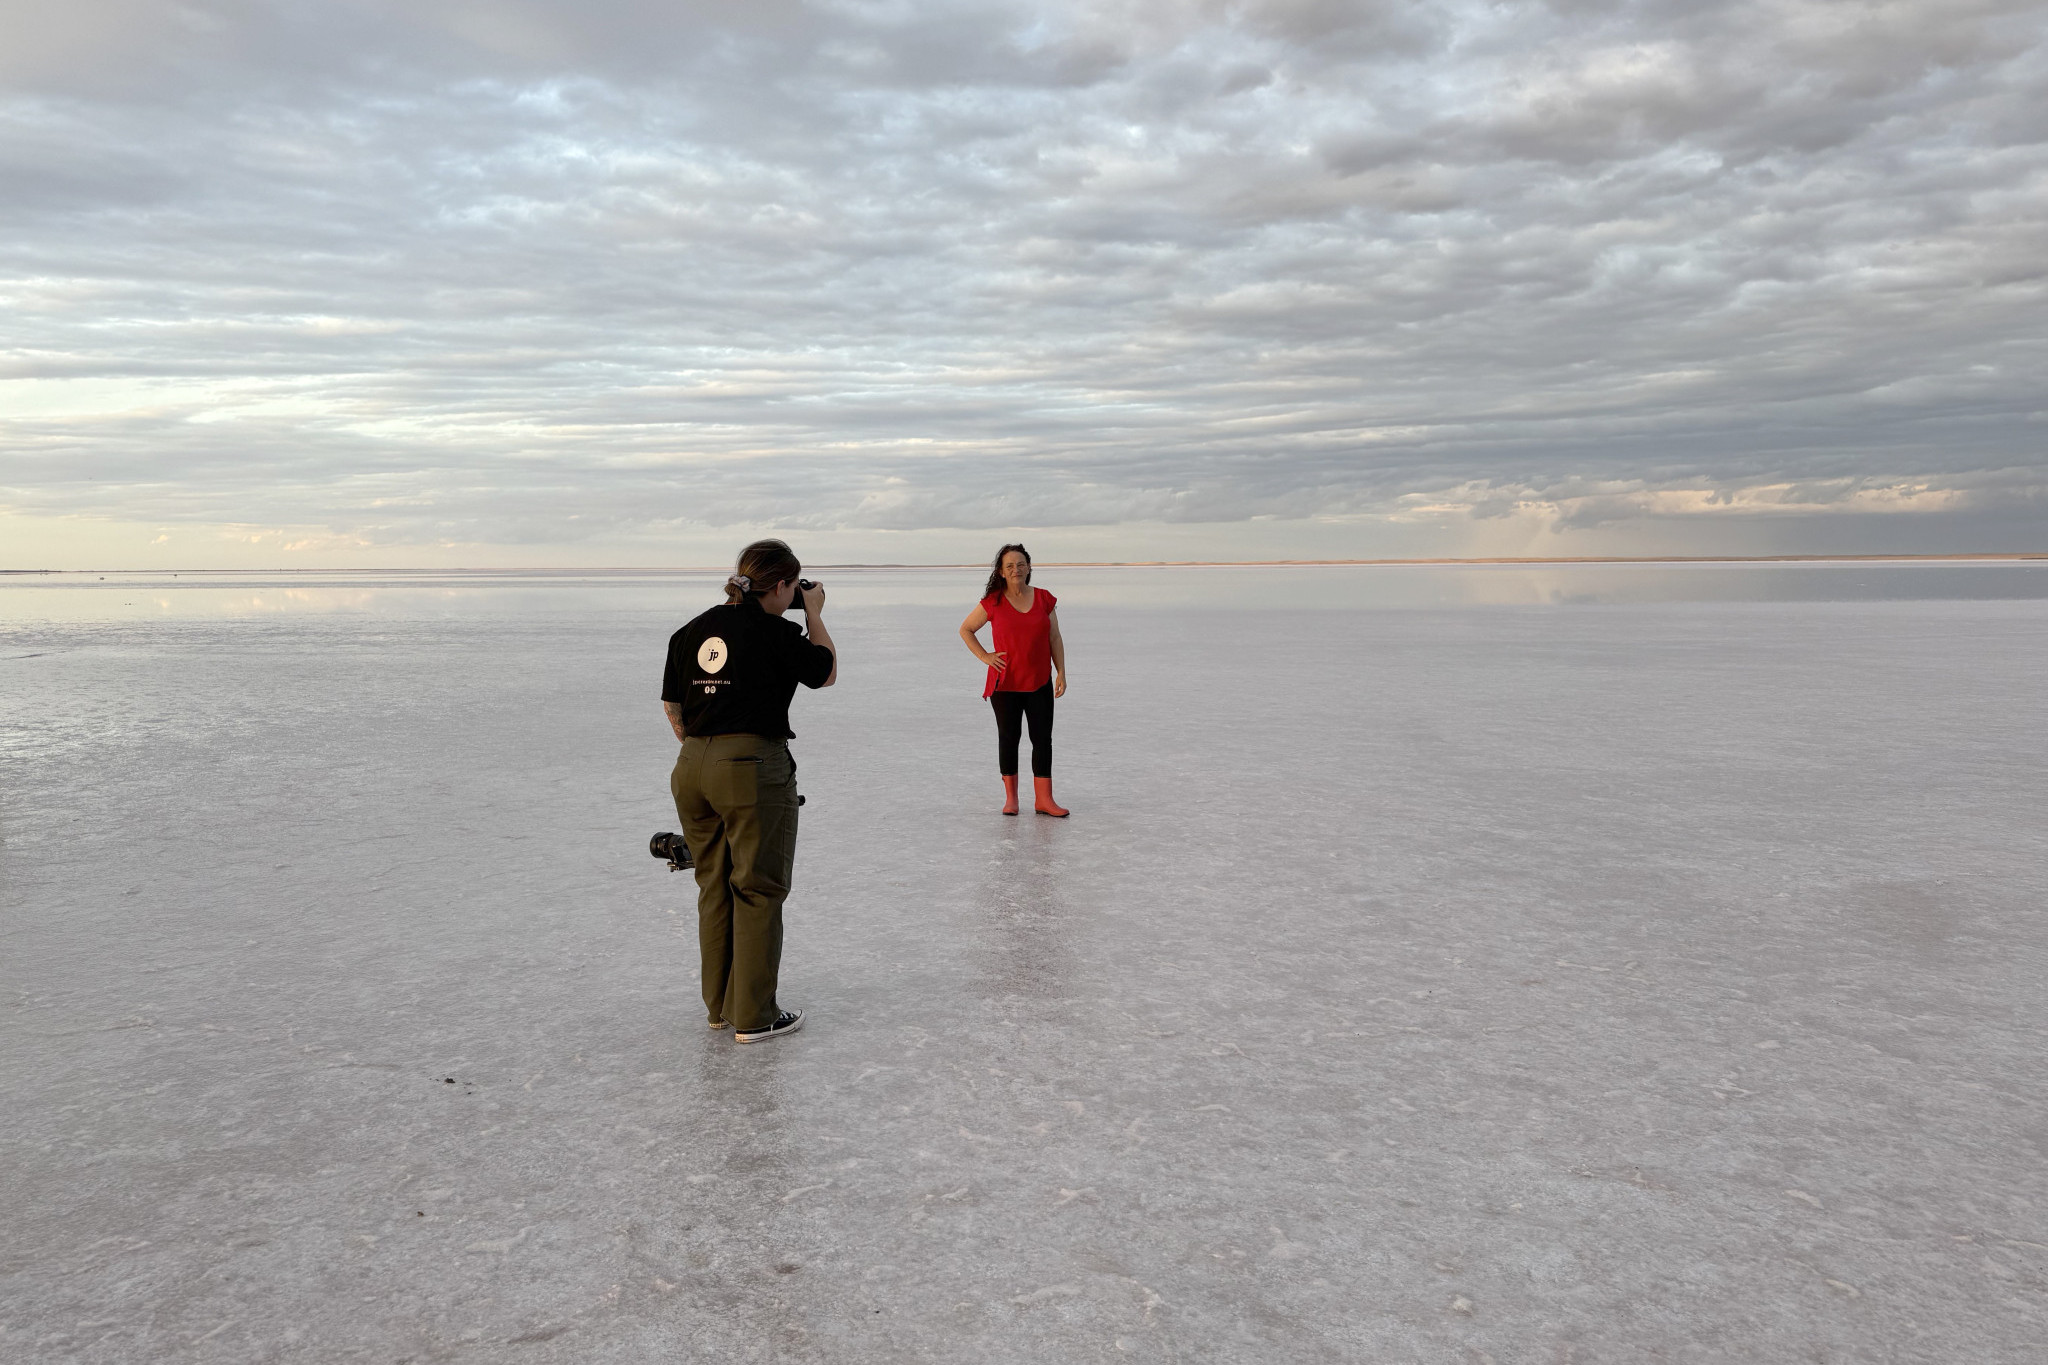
[4,553,2044,575]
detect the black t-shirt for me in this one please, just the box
[661,599,834,739]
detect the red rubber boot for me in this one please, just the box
[1033,777,1069,818]
[1001,774,1019,815]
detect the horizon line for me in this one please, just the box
[5,552,2046,575]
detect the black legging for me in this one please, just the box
[991,684,1055,778]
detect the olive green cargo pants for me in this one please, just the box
[670,735,799,1033]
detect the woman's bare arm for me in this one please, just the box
[959,604,1005,673]
[1048,609,1067,698]
[800,581,837,686]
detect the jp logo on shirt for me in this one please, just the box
[697,637,729,672]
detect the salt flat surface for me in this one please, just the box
[3,564,2046,1363]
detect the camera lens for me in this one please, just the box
[650,832,693,869]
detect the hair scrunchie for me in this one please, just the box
[728,574,751,593]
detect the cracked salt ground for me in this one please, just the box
[3,563,2047,1362]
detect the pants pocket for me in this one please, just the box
[713,755,760,807]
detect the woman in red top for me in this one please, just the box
[958,543,1069,816]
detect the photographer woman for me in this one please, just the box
[958,543,1069,817]
[661,539,837,1043]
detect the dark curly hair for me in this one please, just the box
[983,543,1031,600]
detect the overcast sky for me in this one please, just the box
[2,0,2043,567]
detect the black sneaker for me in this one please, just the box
[734,1009,804,1044]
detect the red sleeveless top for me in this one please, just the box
[981,588,1056,698]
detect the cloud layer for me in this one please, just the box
[2,0,2044,560]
